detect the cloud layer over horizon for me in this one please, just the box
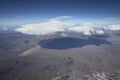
[15,16,120,36]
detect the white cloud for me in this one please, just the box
[68,23,107,35]
[60,33,68,37]
[69,23,95,35]
[0,26,8,31]
[15,16,120,36]
[48,16,72,21]
[104,18,117,21]
[15,19,74,35]
[107,24,120,31]
[95,30,104,34]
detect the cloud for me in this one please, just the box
[48,16,72,21]
[60,33,69,37]
[15,19,74,35]
[107,24,120,31]
[94,30,104,34]
[15,16,120,36]
[0,26,8,31]
[69,23,95,35]
[69,23,107,35]
[104,18,117,21]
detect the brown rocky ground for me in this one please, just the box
[0,33,120,80]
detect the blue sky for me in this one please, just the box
[0,0,120,25]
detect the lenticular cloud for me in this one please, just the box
[15,16,120,36]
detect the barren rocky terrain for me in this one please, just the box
[0,32,120,80]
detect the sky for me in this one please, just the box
[0,0,120,25]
